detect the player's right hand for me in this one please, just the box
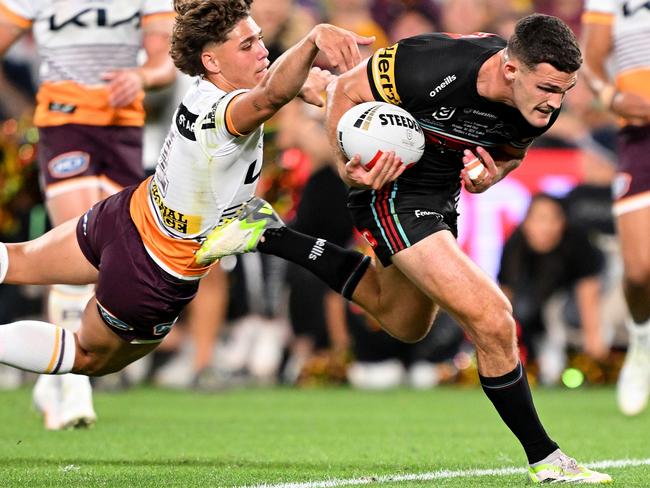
[102,69,144,107]
[311,24,374,73]
[342,151,405,190]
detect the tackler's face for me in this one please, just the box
[207,16,270,90]
[510,61,577,128]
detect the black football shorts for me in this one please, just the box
[348,179,460,267]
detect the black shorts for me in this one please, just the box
[76,185,199,343]
[39,124,144,192]
[348,180,459,266]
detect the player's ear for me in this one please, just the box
[503,60,517,82]
[201,47,221,75]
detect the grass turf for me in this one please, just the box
[0,385,648,486]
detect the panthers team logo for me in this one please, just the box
[48,151,90,178]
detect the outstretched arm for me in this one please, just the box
[230,24,374,135]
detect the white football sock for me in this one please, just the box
[0,320,76,374]
[48,284,94,332]
[0,242,8,284]
[44,284,94,398]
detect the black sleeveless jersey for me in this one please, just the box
[366,33,560,189]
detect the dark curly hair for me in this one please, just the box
[507,14,582,74]
[171,0,254,76]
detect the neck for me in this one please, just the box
[476,49,514,106]
[205,73,237,92]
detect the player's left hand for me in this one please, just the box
[102,69,145,107]
[298,67,336,107]
[461,146,498,193]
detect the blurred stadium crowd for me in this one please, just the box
[0,0,629,391]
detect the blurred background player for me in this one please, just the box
[498,192,607,385]
[0,0,177,429]
[581,0,650,416]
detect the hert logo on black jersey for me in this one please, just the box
[176,104,198,141]
[371,44,401,105]
[49,9,140,31]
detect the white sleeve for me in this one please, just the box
[195,89,249,148]
[584,0,616,14]
[142,0,174,16]
[0,0,36,20]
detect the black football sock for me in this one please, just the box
[479,362,559,464]
[257,227,370,299]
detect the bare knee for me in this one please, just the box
[374,304,435,343]
[469,303,517,355]
[388,322,432,343]
[72,349,117,376]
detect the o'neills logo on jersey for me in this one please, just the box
[429,75,457,97]
[372,44,401,105]
[150,181,201,235]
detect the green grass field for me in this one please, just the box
[1,385,649,487]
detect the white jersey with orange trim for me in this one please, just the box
[130,77,264,280]
[583,0,650,102]
[0,0,174,127]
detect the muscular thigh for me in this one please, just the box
[7,218,98,285]
[392,230,509,330]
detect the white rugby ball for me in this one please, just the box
[337,101,425,169]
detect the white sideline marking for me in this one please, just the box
[239,458,650,488]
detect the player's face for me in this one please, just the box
[512,62,577,128]
[212,17,270,89]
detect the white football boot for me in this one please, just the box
[32,375,63,430]
[617,322,650,416]
[528,449,612,484]
[58,374,97,429]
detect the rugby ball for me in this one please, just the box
[337,101,425,169]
